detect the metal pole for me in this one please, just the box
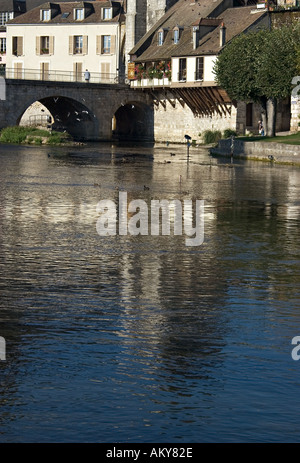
[230,135,235,163]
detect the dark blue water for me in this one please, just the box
[0,142,299,443]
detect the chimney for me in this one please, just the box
[220,22,226,47]
[192,26,200,50]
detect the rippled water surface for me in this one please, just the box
[0,142,300,443]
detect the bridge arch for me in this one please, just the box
[112,101,154,142]
[17,95,98,141]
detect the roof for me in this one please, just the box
[7,0,124,24]
[131,3,268,61]
[25,0,70,10]
[130,0,228,58]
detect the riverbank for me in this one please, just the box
[0,126,73,146]
[210,133,300,165]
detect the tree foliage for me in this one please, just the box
[257,25,300,100]
[213,24,300,135]
[213,30,263,103]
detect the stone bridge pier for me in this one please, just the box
[1,79,154,142]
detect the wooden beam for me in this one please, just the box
[164,90,176,108]
[202,87,223,116]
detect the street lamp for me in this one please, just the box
[184,134,191,158]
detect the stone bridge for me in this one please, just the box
[0,78,154,141]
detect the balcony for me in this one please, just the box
[5,67,122,84]
[130,61,172,88]
[131,76,171,88]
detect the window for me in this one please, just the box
[0,12,14,26]
[75,36,83,54]
[158,31,164,46]
[96,35,115,55]
[102,8,112,20]
[12,36,23,56]
[178,58,186,81]
[61,12,70,19]
[195,57,203,81]
[0,38,6,54]
[69,36,88,55]
[41,36,49,54]
[36,36,54,55]
[173,29,179,44]
[102,35,111,54]
[41,9,51,21]
[75,8,84,20]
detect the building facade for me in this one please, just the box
[0,0,26,74]
[128,0,298,141]
[128,0,273,141]
[6,1,126,83]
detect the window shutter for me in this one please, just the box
[17,36,23,56]
[40,62,49,80]
[110,35,116,54]
[101,62,110,76]
[100,35,104,54]
[14,62,22,78]
[49,36,54,55]
[74,62,83,81]
[77,63,82,80]
[69,36,74,54]
[96,36,101,55]
[36,36,41,55]
[82,36,88,55]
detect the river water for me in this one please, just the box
[0,142,299,443]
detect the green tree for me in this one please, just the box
[214,24,300,137]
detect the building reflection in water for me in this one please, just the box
[0,143,300,422]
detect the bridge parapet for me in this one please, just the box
[5,68,127,86]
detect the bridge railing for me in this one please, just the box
[5,68,125,85]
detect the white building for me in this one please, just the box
[6,0,126,83]
[0,0,26,74]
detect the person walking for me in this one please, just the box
[84,69,90,82]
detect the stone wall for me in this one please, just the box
[211,137,300,165]
[0,100,7,130]
[153,99,237,144]
[236,98,292,135]
[270,10,300,28]
[19,101,52,127]
[147,0,179,30]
